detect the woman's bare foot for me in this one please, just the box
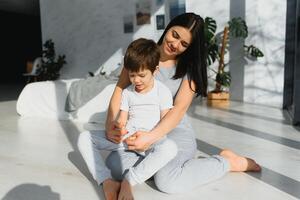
[118,180,134,200]
[220,149,261,172]
[102,179,121,200]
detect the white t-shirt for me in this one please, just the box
[120,79,173,136]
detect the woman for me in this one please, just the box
[79,13,261,200]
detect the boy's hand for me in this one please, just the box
[106,121,127,143]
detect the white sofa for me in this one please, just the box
[16,79,116,124]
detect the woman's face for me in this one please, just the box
[161,26,192,58]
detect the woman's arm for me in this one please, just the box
[126,79,196,150]
[160,108,170,119]
[152,79,195,139]
[105,67,131,143]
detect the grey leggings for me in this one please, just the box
[106,118,230,194]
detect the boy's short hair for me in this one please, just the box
[124,38,160,73]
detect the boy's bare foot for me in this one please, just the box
[118,180,134,200]
[220,149,261,172]
[102,179,121,200]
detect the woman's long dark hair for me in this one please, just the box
[157,13,208,97]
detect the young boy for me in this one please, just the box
[96,38,177,199]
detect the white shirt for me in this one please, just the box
[120,79,173,135]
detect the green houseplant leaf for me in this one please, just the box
[204,17,219,66]
[216,71,231,88]
[228,17,248,38]
[207,41,219,66]
[204,17,217,41]
[38,39,67,81]
[244,45,264,57]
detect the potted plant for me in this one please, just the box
[38,39,67,81]
[204,17,264,105]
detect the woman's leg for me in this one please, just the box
[154,125,230,194]
[219,149,261,172]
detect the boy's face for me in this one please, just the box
[128,68,156,92]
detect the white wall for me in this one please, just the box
[244,1,286,107]
[40,0,286,108]
[40,0,166,78]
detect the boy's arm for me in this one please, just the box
[116,110,128,130]
[105,67,130,143]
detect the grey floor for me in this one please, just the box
[0,84,300,200]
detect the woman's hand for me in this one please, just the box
[125,131,157,152]
[106,121,128,143]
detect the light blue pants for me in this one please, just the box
[106,117,230,194]
[77,130,177,186]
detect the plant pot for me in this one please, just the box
[207,91,230,108]
[207,91,229,100]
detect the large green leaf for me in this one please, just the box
[216,71,231,88]
[204,17,218,66]
[228,17,248,38]
[204,17,217,42]
[207,40,219,66]
[244,45,264,57]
